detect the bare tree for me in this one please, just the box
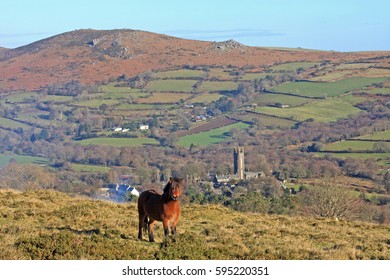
[301,178,360,220]
[0,163,56,191]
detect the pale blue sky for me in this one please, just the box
[1,0,389,51]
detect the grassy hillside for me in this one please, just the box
[0,189,389,260]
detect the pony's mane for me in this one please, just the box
[162,181,171,197]
[162,177,183,198]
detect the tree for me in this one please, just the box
[229,192,270,213]
[99,103,109,113]
[0,163,56,190]
[180,161,206,181]
[373,142,390,153]
[159,135,177,148]
[301,179,360,220]
[236,82,256,102]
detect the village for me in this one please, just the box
[98,146,278,202]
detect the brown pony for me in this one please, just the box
[138,177,184,243]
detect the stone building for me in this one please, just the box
[214,146,264,185]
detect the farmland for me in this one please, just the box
[233,111,297,128]
[322,140,383,152]
[0,153,48,168]
[72,98,121,108]
[145,79,197,92]
[115,103,176,110]
[75,137,159,147]
[153,69,204,79]
[197,81,238,92]
[0,117,31,130]
[354,131,390,141]
[253,93,313,107]
[255,97,361,122]
[0,45,389,197]
[189,92,223,104]
[270,61,319,71]
[177,122,250,147]
[70,163,111,172]
[1,29,390,262]
[314,152,390,167]
[270,77,390,98]
[135,92,193,104]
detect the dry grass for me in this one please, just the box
[0,189,389,260]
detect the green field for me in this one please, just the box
[2,92,39,103]
[207,68,235,80]
[0,153,48,167]
[314,152,390,167]
[178,122,250,147]
[116,103,177,110]
[99,91,147,100]
[333,63,377,70]
[99,84,143,94]
[189,92,224,104]
[135,92,193,104]
[0,117,31,130]
[355,131,390,141]
[70,163,111,172]
[241,72,271,80]
[153,69,204,79]
[72,99,120,108]
[145,79,197,92]
[309,70,356,82]
[271,62,319,72]
[234,112,296,128]
[198,81,238,92]
[363,68,390,77]
[39,95,74,103]
[254,93,313,106]
[255,98,361,122]
[364,87,390,95]
[339,94,368,105]
[271,77,390,98]
[75,137,159,147]
[322,140,385,152]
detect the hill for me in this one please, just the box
[0,189,389,260]
[0,28,388,91]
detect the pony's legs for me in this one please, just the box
[144,216,149,234]
[162,219,170,246]
[148,219,156,242]
[138,212,146,240]
[171,219,178,242]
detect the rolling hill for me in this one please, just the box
[0,189,389,260]
[0,29,389,255]
[0,28,388,91]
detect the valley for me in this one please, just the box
[0,29,390,228]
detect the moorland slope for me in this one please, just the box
[1,29,388,91]
[0,189,389,260]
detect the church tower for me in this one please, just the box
[233,146,245,180]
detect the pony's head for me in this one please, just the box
[163,177,184,201]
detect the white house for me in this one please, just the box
[139,124,149,131]
[127,187,140,197]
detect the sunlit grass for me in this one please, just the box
[0,189,389,260]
